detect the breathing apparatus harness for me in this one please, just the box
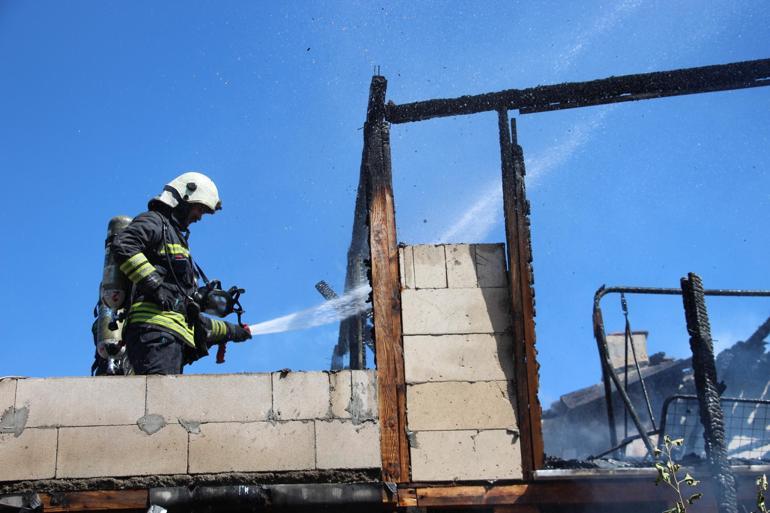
[160,217,246,363]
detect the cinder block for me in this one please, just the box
[350,370,378,422]
[17,376,146,428]
[410,429,523,481]
[315,420,380,469]
[475,244,507,288]
[401,288,511,335]
[330,371,351,419]
[413,245,447,289]
[446,244,478,288]
[189,421,314,473]
[404,334,514,383]
[147,373,272,423]
[0,428,57,481]
[273,372,330,420]
[407,381,517,431]
[0,379,16,413]
[57,424,187,478]
[399,246,416,289]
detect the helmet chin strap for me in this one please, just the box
[162,185,193,229]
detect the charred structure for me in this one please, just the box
[2,58,770,512]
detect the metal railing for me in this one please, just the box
[592,285,770,456]
[660,395,770,463]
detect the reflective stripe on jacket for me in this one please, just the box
[112,207,197,346]
[128,302,195,346]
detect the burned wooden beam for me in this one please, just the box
[386,58,770,123]
[41,489,148,512]
[336,103,375,371]
[681,272,738,513]
[403,472,768,509]
[498,111,543,476]
[365,75,411,483]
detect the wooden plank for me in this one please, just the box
[367,75,410,483]
[410,475,762,509]
[42,490,147,512]
[499,112,544,475]
[380,121,410,482]
[498,109,535,478]
[414,481,670,507]
[509,118,544,471]
[398,487,418,508]
[386,58,770,123]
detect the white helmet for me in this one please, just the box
[153,172,222,213]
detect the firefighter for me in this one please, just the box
[111,172,251,374]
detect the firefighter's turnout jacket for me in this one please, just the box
[111,205,228,349]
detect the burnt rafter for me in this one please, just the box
[386,58,770,123]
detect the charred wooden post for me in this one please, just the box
[509,118,544,472]
[336,107,375,371]
[345,173,368,371]
[365,75,410,483]
[498,110,544,475]
[386,58,770,123]
[680,273,738,513]
[346,148,372,371]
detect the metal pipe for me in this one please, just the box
[595,285,770,300]
[592,301,620,454]
[591,291,656,455]
[150,483,385,512]
[622,296,658,432]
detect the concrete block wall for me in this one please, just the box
[0,371,378,482]
[400,244,523,481]
[0,244,522,485]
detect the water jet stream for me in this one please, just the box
[247,284,371,336]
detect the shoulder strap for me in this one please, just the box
[154,210,211,287]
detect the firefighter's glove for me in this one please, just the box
[138,273,175,311]
[225,322,252,343]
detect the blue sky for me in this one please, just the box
[1,1,768,410]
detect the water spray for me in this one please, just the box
[247,284,372,336]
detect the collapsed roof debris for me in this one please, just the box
[543,317,770,464]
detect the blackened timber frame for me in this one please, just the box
[498,111,543,474]
[357,58,770,484]
[386,58,770,123]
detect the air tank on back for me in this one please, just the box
[94,216,132,374]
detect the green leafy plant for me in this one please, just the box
[654,435,702,513]
[754,474,767,513]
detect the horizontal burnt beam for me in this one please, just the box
[386,58,770,123]
[399,471,770,508]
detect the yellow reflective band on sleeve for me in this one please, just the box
[127,261,156,283]
[158,244,190,257]
[211,319,227,341]
[120,253,157,284]
[127,302,195,346]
